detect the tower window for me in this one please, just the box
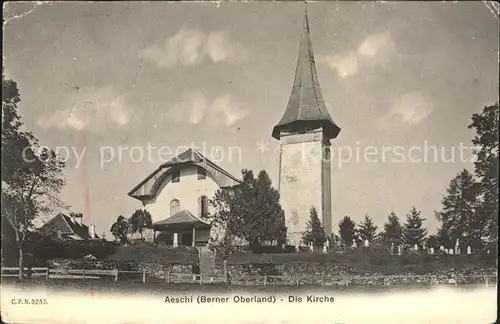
[197,167,206,180]
[171,170,180,183]
[170,199,180,216]
[324,147,331,161]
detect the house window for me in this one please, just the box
[197,166,206,180]
[198,196,209,217]
[170,199,180,216]
[171,170,180,183]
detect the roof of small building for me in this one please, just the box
[40,213,99,240]
[152,209,210,228]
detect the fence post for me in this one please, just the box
[200,274,203,285]
[142,270,146,284]
[296,276,299,286]
[485,275,489,287]
[321,272,324,286]
[82,269,85,279]
[114,269,118,282]
[264,276,267,286]
[46,268,49,280]
[166,271,170,283]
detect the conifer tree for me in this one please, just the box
[237,169,287,250]
[380,212,404,245]
[302,207,327,248]
[358,214,378,242]
[403,207,427,247]
[338,215,357,246]
[435,169,482,249]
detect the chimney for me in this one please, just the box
[73,213,83,226]
[89,223,96,239]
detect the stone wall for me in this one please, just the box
[214,262,352,278]
[47,258,193,279]
[279,129,329,245]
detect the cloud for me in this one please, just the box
[37,86,132,132]
[171,91,249,128]
[358,32,391,57]
[319,51,359,78]
[319,31,394,78]
[376,91,434,130]
[140,27,245,69]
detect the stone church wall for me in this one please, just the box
[279,135,324,245]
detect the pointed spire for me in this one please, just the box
[272,6,340,141]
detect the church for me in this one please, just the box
[128,8,340,247]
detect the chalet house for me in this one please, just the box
[128,148,241,247]
[39,213,99,241]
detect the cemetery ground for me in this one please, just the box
[1,242,497,294]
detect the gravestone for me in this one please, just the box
[430,247,434,255]
[467,246,472,255]
[364,239,369,247]
[173,233,179,247]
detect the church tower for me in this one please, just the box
[272,7,341,245]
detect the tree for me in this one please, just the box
[203,189,246,284]
[254,170,287,245]
[357,214,378,242]
[110,215,129,244]
[426,234,440,249]
[129,209,152,240]
[233,169,286,251]
[435,169,482,250]
[380,212,404,246]
[2,73,66,282]
[402,207,427,247]
[328,233,340,247]
[301,207,327,248]
[338,215,357,246]
[468,102,499,243]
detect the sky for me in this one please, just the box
[3,1,499,238]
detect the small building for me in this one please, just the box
[39,213,99,240]
[128,148,241,246]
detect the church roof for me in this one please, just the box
[128,148,241,201]
[272,8,341,140]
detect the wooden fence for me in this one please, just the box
[1,267,497,287]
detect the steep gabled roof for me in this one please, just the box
[272,8,341,140]
[128,148,242,201]
[40,213,98,240]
